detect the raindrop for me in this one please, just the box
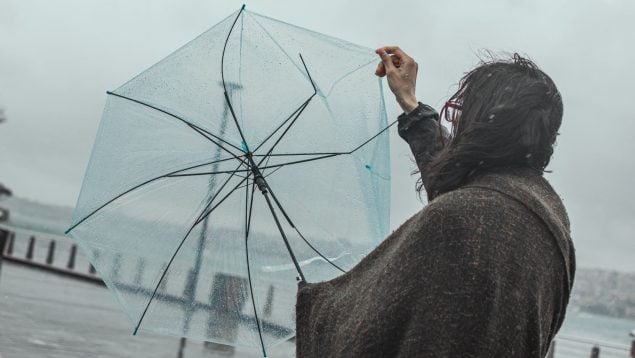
[478,160,484,165]
[525,153,532,158]
[488,114,495,119]
[487,73,492,77]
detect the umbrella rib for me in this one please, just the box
[133,163,249,335]
[184,121,244,158]
[167,168,251,178]
[192,162,250,227]
[252,152,346,156]
[251,97,311,154]
[244,163,250,238]
[256,98,311,168]
[255,54,317,163]
[293,227,346,273]
[65,156,242,234]
[243,161,267,357]
[245,216,267,358]
[259,153,341,170]
[250,119,399,171]
[265,184,346,273]
[261,164,282,179]
[347,118,398,154]
[252,53,317,154]
[235,165,280,191]
[247,180,256,237]
[221,4,250,152]
[192,174,249,228]
[106,91,244,156]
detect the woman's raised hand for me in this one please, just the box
[375,46,419,114]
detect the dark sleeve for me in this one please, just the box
[394,189,561,357]
[397,103,449,190]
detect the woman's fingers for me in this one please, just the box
[375,61,386,77]
[377,46,412,64]
[375,47,406,77]
[383,46,409,60]
[376,49,397,73]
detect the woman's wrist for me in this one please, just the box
[398,95,419,114]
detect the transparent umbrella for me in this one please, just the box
[66,5,392,356]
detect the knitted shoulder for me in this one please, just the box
[426,185,522,220]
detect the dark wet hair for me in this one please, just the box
[421,53,563,200]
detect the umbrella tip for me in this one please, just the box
[241,4,246,10]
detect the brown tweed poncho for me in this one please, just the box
[295,104,575,357]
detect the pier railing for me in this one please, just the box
[0,224,101,284]
[0,225,292,338]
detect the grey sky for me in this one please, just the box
[1,0,633,271]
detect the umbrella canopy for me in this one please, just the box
[67,6,391,355]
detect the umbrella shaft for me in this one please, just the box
[247,154,269,193]
[246,153,305,281]
[262,190,306,283]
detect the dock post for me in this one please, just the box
[590,345,600,358]
[26,236,35,260]
[263,285,274,317]
[159,271,169,291]
[0,229,8,255]
[134,257,145,285]
[630,337,634,358]
[0,228,10,282]
[46,240,56,265]
[6,232,14,255]
[177,337,186,358]
[67,244,77,270]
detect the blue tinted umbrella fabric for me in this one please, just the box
[67,6,391,355]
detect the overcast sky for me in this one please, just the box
[1,0,633,272]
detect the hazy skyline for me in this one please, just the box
[1,0,633,272]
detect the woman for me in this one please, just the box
[295,47,575,358]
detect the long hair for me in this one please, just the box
[421,53,563,200]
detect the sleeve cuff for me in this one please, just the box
[397,102,439,140]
